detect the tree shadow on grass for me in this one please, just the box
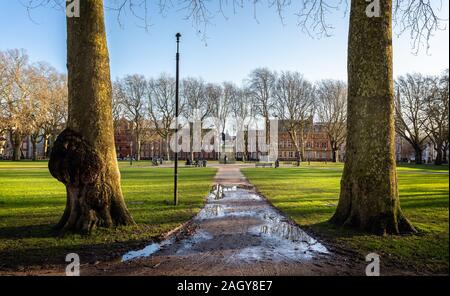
[0,238,154,271]
[0,224,58,239]
[305,220,426,242]
[0,220,183,271]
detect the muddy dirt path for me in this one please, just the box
[83,166,368,276]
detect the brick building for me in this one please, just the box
[113,118,343,162]
[277,121,337,161]
[114,119,218,161]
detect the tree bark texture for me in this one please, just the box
[48,0,134,233]
[330,0,415,235]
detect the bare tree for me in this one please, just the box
[275,71,315,162]
[0,49,35,161]
[148,74,179,161]
[0,53,66,161]
[424,70,449,165]
[247,68,277,147]
[0,51,9,155]
[208,83,232,160]
[230,86,253,161]
[112,80,125,131]
[439,70,449,163]
[316,79,347,162]
[181,77,212,160]
[395,73,431,164]
[28,63,50,161]
[41,70,67,158]
[182,78,210,121]
[116,74,148,161]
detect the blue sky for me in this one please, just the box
[0,1,448,84]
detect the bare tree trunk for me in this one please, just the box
[12,132,22,161]
[434,147,443,165]
[49,0,134,233]
[265,117,270,147]
[48,134,56,157]
[136,137,141,161]
[299,128,305,161]
[442,145,448,163]
[190,130,194,162]
[332,148,338,163]
[43,134,50,158]
[244,128,249,162]
[165,137,171,161]
[295,149,301,166]
[31,136,38,161]
[414,147,423,165]
[330,0,415,235]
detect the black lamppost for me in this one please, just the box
[174,33,181,206]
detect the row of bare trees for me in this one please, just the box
[112,68,348,162]
[395,70,449,165]
[0,49,67,161]
[3,51,446,167]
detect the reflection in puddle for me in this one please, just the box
[208,184,239,200]
[253,212,328,254]
[196,204,226,220]
[122,184,329,263]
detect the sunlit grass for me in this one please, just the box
[0,161,217,269]
[242,163,449,274]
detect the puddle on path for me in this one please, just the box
[122,238,175,261]
[122,184,329,263]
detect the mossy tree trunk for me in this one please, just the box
[330,0,415,235]
[48,0,134,233]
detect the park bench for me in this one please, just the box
[185,161,207,168]
[255,163,273,168]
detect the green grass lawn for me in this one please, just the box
[242,163,449,274]
[0,161,217,270]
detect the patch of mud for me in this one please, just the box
[176,230,214,255]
